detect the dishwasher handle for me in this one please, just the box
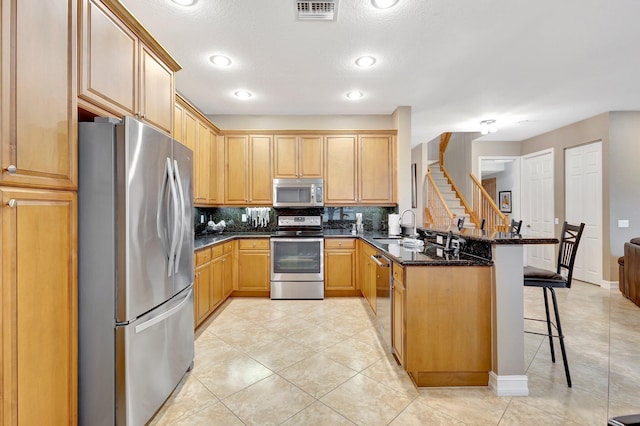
[370,254,389,268]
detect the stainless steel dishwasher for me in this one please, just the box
[371,253,392,350]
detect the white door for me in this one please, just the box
[565,141,602,286]
[522,149,555,271]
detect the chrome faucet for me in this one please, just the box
[400,209,416,237]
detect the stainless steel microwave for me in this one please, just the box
[272,178,324,207]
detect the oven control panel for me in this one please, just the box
[277,215,322,227]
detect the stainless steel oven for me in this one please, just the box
[270,216,324,299]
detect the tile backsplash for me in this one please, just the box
[194,206,398,235]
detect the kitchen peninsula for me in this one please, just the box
[194,226,556,396]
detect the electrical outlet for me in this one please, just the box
[242,214,247,222]
[436,235,443,245]
[618,219,630,228]
[554,218,559,225]
[200,214,205,224]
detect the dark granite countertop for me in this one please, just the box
[417,225,559,245]
[195,230,492,266]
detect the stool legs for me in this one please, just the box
[548,287,572,387]
[543,287,556,362]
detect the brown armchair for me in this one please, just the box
[621,237,640,307]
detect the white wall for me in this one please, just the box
[443,132,478,202]
[482,160,521,224]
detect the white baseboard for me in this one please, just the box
[601,280,618,290]
[489,372,529,396]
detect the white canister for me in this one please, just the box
[388,214,401,236]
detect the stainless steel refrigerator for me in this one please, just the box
[78,117,194,425]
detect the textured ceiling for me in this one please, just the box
[120,0,640,145]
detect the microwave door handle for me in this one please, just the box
[173,159,186,273]
[167,159,180,277]
[310,184,315,203]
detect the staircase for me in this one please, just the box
[429,163,475,229]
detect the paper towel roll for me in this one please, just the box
[388,214,401,236]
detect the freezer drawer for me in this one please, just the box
[116,286,194,425]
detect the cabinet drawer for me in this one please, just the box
[195,248,212,266]
[223,242,233,253]
[211,244,224,258]
[325,238,356,249]
[238,239,270,250]
[392,263,404,283]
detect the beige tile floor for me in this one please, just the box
[150,281,640,425]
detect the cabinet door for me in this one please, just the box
[325,250,356,290]
[139,44,174,134]
[222,253,233,297]
[79,0,137,118]
[237,250,270,291]
[195,122,210,204]
[173,103,184,144]
[273,135,298,178]
[359,135,395,204]
[325,136,357,204]
[211,256,224,308]
[299,135,323,178]
[2,0,77,190]
[1,188,77,424]
[194,263,212,326]
[248,135,272,204]
[392,278,405,366]
[224,135,248,204]
[208,131,220,203]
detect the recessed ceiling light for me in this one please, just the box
[371,0,399,9]
[355,56,376,68]
[234,90,252,99]
[171,0,196,6]
[210,55,232,66]
[346,91,363,100]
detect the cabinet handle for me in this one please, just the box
[6,165,17,174]
[7,199,16,208]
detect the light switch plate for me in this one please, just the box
[436,235,443,245]
[618,219,630,228]
[554,218,559,225]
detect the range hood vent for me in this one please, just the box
[296,1,338,21]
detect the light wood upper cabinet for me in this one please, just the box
[0,0,77,190]
[78,0,180,134]
[195,122,211,204]
[273,135,323,178]
[325,135,357,204]
[359,135,396,204]
[224,135,272,205]
[1,187,78,425]
[325,134,396,205]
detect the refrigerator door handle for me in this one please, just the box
[167,158,180,277]
[158,159,171,261]
[173,159,186,274]
[134,289,193,334]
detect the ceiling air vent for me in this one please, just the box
[296,1,338,21]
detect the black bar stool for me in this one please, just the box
[523,221,585,387]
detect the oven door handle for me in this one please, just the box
[270,237,324,243]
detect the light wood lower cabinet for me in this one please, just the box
[194,242,233,328]
[358,240,378,313]
[236,239,270,292]
[324,238,357,294]
[402,265,492,387]
[1,187,77,424]
[391,262,405,367]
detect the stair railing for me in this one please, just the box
[470,173,510,232]
[425,170,454,227]
[439,164,480,228]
